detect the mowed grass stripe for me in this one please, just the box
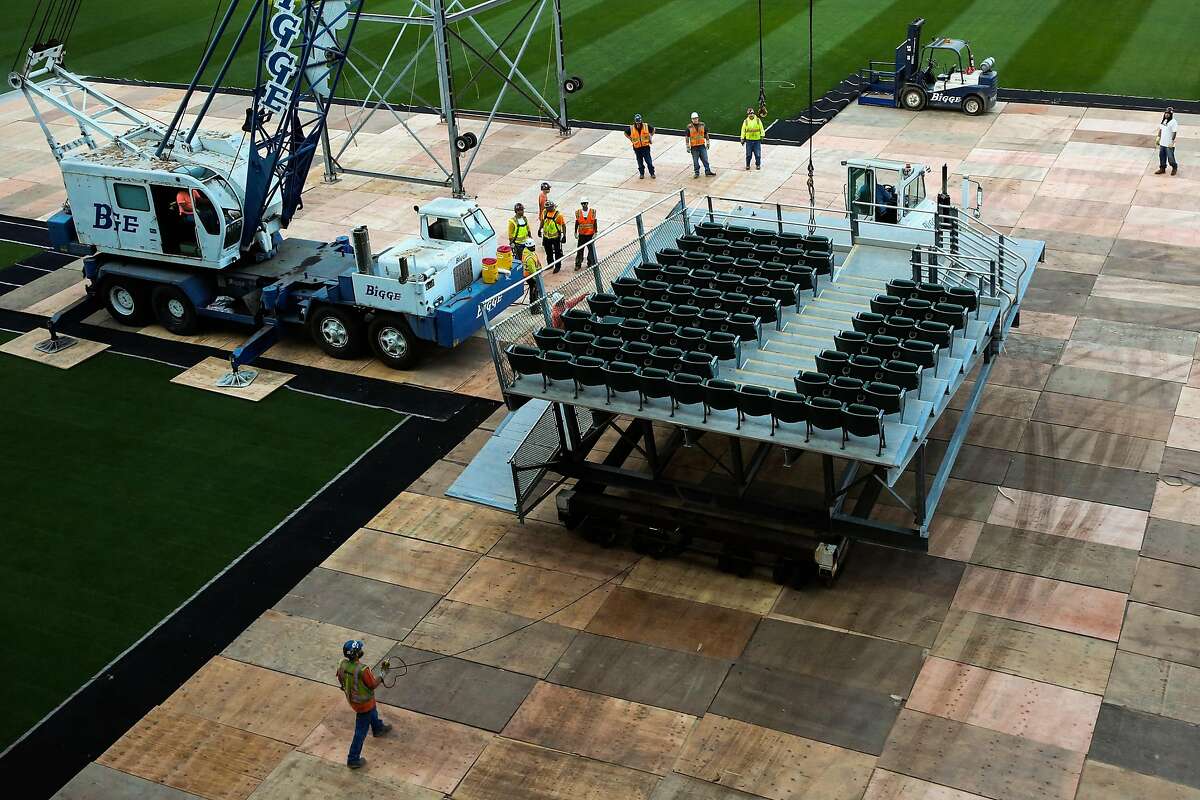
[1004,0,1157,92]
[1098,0,1200,99]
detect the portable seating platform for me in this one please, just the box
[453,193,1043,563]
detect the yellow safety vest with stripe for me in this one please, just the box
[741,116,765,141]
[337,659,373,707]
[523,249,542,277]
[508,216,530,242]
[541,209,564,238]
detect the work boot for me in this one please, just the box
[705,171,716,176]
[1171,166,1178,175]
[348,758,367,769]
[755,164,761,170]
[373,723,392,737]
[638,173,645,180]
[745,165,750,171]
[693,172,699,178]
[1155,167,1166,174]
[650,172,656,179]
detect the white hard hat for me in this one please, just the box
[525,237,536,246]
[580,197,589,204]
[690,112,699,119]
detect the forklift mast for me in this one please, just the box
[895,17,925,83]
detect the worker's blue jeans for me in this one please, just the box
[634,146,654,176]
[1160,145,1178,169]
[691,146,712,176]
[745,140,761,168]
[347,706,384,764]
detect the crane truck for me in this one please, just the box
[10,0,523,381]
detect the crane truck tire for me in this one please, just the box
[367,315,419,370]
[151,285,199,335]
[309,305,366,359]
[900,86,927,111]
[962,95,985,116]
[101,276,151,325]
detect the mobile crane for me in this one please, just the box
[10,0,524,381]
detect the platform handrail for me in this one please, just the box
[912,245,1017,308]
[949,209,1029,289]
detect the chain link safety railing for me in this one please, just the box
[508,401,599,517]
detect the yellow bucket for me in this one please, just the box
[495,245,513,271]
[482,257,498,284]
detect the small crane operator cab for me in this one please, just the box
[845,158,930,225]
[420,201,496,247]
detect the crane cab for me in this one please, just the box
[54,154,256,270]
[843,158,940,248]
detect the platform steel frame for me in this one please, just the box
[319,0,570,196]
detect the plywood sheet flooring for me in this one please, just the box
[43,95,1200,800]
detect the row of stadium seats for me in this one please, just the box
[505,345,891,454]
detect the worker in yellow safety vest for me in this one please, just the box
[522,237,543,313]
[573,198,598,271]
[335,640,391,769]
[740,107,765,171]
[539,199,566,273]
[687,112,716,178]
[625,113,656,180]
[507,203,531,260]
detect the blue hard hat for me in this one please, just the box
[342,639,364,659]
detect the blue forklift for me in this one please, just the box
[859,18,998,116]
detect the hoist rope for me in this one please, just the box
[806,0,816,231]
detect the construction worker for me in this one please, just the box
[550,291,589,328]
[336,640,391,769]
[686,112,716,178]
[1156,107,1179,175]
[171,188,195,229]
[626,114,655,180]
[522,237,543,313]
[507,203,531,261]
[740,107,765,171]
[538,181,552,216]
[539,199,566,273]
[574,198,598,271]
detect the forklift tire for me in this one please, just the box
[962,95,986,116]
[101,277,151,326]
[900,86,927,111]
[151,285,199,335]
[368,315,419,370]
[310,305,365,359]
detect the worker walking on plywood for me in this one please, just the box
[336,640,391,769]
[687,112,716,178]
[574,198,598,271]
[741,107,765,171]
[1156,107,1179,176]
[539,199,566,273]
[508,203,532,261]
[626,114,656,180]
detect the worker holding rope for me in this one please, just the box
[740,107,765,171]
[626,114,656,180]
[335,640,391,770]
[687,112,716,178]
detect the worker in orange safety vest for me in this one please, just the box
[625,113,655,179]
[573,198,598,271]
[687,112,716,178]
[336,640,391,769]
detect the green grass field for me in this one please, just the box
[0,335,399,749]
[4,0,1198,134]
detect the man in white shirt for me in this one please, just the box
[1156,107,1179,175]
